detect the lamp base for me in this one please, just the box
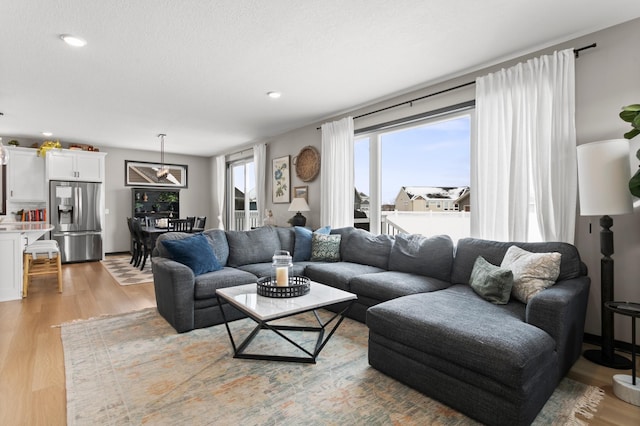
[289,212,307,227]
[583,348,633,370]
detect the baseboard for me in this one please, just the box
[105,251,131,256]
[583,332,640,355]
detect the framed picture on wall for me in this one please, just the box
[293,185,308,202]
[272,155,290,203]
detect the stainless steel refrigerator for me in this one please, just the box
[50,180,103,263]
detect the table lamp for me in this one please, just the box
[576,139,633,369]
[288,198,310,227]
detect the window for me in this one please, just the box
[226,159,256,230]
[354,110,472,241]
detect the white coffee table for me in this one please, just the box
[216,281,356,363]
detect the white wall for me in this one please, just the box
[103,147,212,253]
[261,18,640,345]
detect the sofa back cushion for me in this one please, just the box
[274,226,295,254]
[336,227,393,269]
[226,227,281,267]
[452,238,584,285]
[388,234,453,281]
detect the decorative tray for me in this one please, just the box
[257,276,310,298]
[294,146,320,182]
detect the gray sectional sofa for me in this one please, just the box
[151,225,590,426]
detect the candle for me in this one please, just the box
[276,266,288,287]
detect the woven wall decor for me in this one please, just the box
[294,145,320,182]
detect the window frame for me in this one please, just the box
[355,106,475,236]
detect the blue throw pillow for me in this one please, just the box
[293,226,330,261]
[161,233,222,276]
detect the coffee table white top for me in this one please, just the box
[216,281,356,321]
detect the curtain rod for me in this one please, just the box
[317,43,596,129]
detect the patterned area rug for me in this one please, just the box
[101,255,154,285]
[61,308,604,425]
[62,308,602,425]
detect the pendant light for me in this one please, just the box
[157,133,168,179]
[0,137,9,165]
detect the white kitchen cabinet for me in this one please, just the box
[46,150,106,182]
[7,147,46,202]
[0,232,23,301]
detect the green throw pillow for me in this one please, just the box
[469,256,514,305]
[310,233,341,262]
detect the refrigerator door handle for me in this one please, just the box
[77,185,83,225]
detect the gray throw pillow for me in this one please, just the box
[310,234,341,262]
[469,256,514,305]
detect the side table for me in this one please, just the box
[605,301,640,406]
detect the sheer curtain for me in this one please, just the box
[214,155,226,229]
[320,117,354,227]
[474,49,576,243]
[253,143,266,226]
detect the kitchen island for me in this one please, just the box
[0,222,54,302]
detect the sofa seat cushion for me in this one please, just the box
[304,262,384,291]
[350,271,450,302]
[194,267,258,300]
[238,262,307,279]
[366,285,556,388]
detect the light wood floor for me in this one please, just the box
[1,260,639,425]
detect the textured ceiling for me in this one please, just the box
[1,0,640,156]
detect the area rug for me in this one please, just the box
[61,308,603,425]
[101,255,154,285]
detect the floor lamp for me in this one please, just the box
[577,139,633,369]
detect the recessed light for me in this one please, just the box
[42,132,53,137]
[267,91,281,99]
[60,34,87,47]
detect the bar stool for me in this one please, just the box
[23,240,63,297]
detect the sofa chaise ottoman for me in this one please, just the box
[366,238,590,426]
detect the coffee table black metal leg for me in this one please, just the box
[219,298,354,363]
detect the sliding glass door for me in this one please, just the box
[226,159,256,230]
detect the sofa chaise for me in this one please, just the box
[151,226,590,426]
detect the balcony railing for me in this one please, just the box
[233,210,261,230]
[362,211,471,242]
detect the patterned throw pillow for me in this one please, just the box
[500,245,561,303]
[310,233,341,262]
[469,256,514,304]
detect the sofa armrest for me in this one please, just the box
[525,276,590,377]
[152,257,196,333]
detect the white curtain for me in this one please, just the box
[474,49,576,243]
[253,143,266,226]
[320,117,354,227]
[215,155,226,229]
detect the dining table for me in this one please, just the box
[141,225,169,253]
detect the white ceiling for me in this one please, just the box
[2,0,640,157]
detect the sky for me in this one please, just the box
[355,114,471,204]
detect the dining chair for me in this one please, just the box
[169,218,193,233]
[132,219,152,270]
[186,216,196,232]
[127,217,140,265]
[193,216,207,232]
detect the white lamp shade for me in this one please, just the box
[576,139,633,216]
[288,197,310,212]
